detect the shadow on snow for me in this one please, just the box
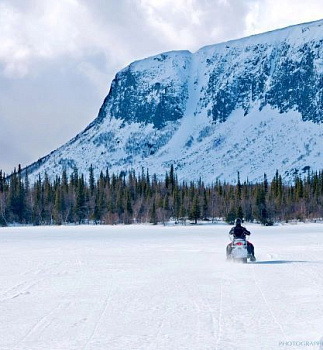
[252,260,308,264]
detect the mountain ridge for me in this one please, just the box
[24,19,323,184]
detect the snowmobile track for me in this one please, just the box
[215,271,224,350]
[252,263,286,338]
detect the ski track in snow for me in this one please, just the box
[13,301,71,349]
[215,271,224,350]
[81,280,113,350]
[1,224,323,350]
[252,264,286,339]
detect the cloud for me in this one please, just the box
[0,0,258,79]
[245,0,323,35]
[0,1,104,77]
[1,0,322,78]
[0,58,105,170]
[3,0,320,81]
[138,0,257,50]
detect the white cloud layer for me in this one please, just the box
[0,0,322,172]
[245,0,323,35]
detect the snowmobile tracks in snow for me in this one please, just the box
[252,264,286,339]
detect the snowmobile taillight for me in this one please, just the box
[235,242,243,245]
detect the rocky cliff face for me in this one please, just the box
[26,19,323,183]
[99,52,191,128]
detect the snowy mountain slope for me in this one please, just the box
[26,19,323,183]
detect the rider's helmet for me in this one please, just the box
[235,218,242,226]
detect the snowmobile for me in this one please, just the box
[227,236,255,263]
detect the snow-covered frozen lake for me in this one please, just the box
[1,223,323,350]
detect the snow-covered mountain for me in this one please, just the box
[26,19,323,183]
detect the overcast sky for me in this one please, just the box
[0,0,322,173]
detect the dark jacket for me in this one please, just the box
[229,225,250,239]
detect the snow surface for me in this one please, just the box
[1,223,323,350]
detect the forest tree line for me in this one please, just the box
[0,165,323,226]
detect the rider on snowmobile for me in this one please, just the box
[226,218,256,261]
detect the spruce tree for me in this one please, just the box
[202,189,208,220]
[150,201,157,225]
[190,194,201,224]
[89,164,95,196]
[75,175,86,223]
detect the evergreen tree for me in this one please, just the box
[150,201,157,225]
[124,189,133,224]
[190,194,201,224]
[179,203,186,224]
[8,168,26,222]
[53,187,63,224]
[75,175,86,223]
[236,205,244,221]
[202,189,208,220]
[89,164,95,196]
[225,208,236,224]
[169,164,175,192]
